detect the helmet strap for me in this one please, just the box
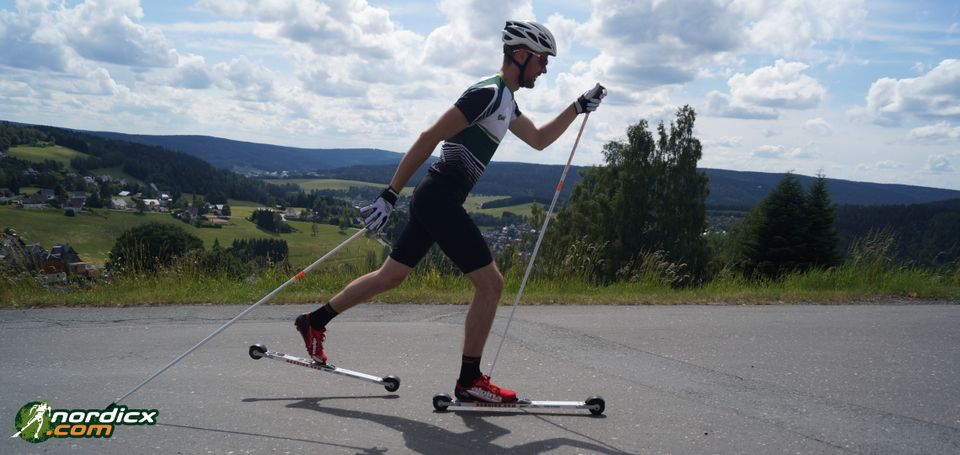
[508,50,533,88]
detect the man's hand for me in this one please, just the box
[574,83,607,114]
[360,187,399,233]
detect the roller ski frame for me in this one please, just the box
[248,344,400,392]
[432,393,605,416]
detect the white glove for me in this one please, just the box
[574,83,607,114]
[360,187,399,233]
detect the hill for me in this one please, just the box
[312,163,960,208]
[9,122,960,208]
[84,131,401,172]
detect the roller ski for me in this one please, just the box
[248,344,400,392]
[432,392,605,416]
[433,374,604,415]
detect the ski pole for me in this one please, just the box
[489,112,591,378]
[112,227,369,405]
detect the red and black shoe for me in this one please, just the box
[294,314,327,364]
[455,374,518,403]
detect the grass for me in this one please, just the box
[264,178,533,216]
[0,204,382,267]
[475,202,537,218]
[7,145,87,167]
[2,259,957,308]
[88,166,143,184]
[264,178,414,196]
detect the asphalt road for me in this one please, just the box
[2,303,959,454]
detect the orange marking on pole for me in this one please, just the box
[294,271,306,280]
[556,181,565,191]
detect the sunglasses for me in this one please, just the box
[515,49,549,67]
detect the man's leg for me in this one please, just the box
[329,257,413,313]
[455,261,516,402]
[296,257,412,362]
[462,261,505,357]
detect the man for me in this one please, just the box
[296,20,606,403]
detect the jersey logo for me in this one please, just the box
[497,114,506,121]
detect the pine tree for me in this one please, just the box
[805,174,841,268]
[737,174,810,278]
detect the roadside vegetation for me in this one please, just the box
[2,114,958,308]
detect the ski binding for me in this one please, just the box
[432,393,605,416]
[248,344,400,392]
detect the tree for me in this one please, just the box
[86,190,103,209]
[805,174,841,268]
[734,174,811,278]
[549,106,709,284]
[107,222,203,273]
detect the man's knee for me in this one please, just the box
[471,263,504,296]
[376,261,409,289]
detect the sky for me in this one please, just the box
[1,0,958,190]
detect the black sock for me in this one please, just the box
[309,304,338,330]
[458,355,482,386]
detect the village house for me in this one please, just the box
[39,243,97,279]
[21,192,48,209]
[65,197,85,214]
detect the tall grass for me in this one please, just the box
[3,228,958,308]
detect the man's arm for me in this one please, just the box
[387,106,470,191]
[508,104,578,151]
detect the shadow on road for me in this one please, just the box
[248,395,631,454]
[160,396,398,454]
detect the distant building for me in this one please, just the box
[22,193,48,209]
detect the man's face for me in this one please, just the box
[521,49,548,88]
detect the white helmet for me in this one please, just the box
[502,20,557,56]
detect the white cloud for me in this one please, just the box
[706,60,825,119]
[421,0,533,76]
[907,122,960,144]
[0,0,178,71]
[169,55,215,89]
[859,59,960,126]
[803,118,833,136]
[702,136,743,149]
[197,0,425,85]
[751,144,816,160]
[926,155,954,173]
[741,0,867,57]
[729,60,826,109]
[61,0,177,67]
[876,160,906,170]
[706,90,778,119]
[213,56,277,102]
[579,0,741,89]
[0,1,71,71]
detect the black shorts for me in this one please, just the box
[389,171,493,274]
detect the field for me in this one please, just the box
[88,166,143,183]
[264,178,402,193]
[268,178,533,216]
[7,145,87,166]
[0,204,383,268]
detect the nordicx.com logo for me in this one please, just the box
[11,401,158,443]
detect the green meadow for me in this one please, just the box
[8,145,87,166]
[0,204,382,268]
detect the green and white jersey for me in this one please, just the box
[429,74,521,190]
